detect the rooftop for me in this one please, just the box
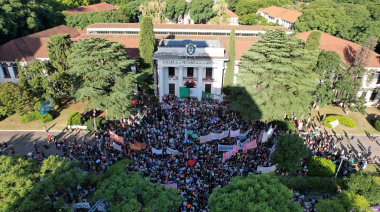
[62,3,119,15]
[257,6,302,23]
[225,9,239,18]
[160,40,221,48]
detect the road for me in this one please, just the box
[0,130,379,163]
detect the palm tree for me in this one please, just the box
[212,0,228,24]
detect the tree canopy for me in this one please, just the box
[138,16,155,94]
[223,28,235,91]
[235,0,292,16]
[344,173,380,205]
[165,0,188,21]
[65,11,129,29]
[272,134,309,171]
[94,172,183,212]
[68,37,136,118]
[315,191,369,212]
[229,29,318,121]
[208,173,303,212]
[190,0,215,23]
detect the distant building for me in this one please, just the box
[296,2,309,6]
[256,6,302,30]
[62,2,119,15]
[225,9,239,25]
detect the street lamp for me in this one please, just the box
[335,155,347,178]
[93,109,97,132]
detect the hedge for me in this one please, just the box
[268,120,295,131]
[40,113,53,123]
[85,118,108,132]
[21,112,42,123]
[323,115,356,128]
[67,112,84,126]
[374,120,380,131]
[306,156,336,176]
[277,176,343,193]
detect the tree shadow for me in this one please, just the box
[224,86,262,121]
[343,130,349,140]
[365,113,378,128]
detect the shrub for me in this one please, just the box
[374,120,380,131]
[105,159,134,178]
[324,115,356,128]
[67,112,84,126]
[344,173,380,205]
[85,118,108,132]
[277,176,342,193]
[21,112,42,123]
[40,113,53,123]
[306,156,336,176]
[268,120,295,131]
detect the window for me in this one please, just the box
[377,74,380,84]
[12,64,18,78]
[206,68,213,78]
[169,67,175,77]
[187,67,193,77]
[169,83,175,95]
[1,64,10,78]
[370,91,378,101]
[205,84,211,93]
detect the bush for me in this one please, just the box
[21,112,42,123]
[306,156,336,176]
[374,120,380,131]
[40,113,53,123]
[268,120,295,131]
[85,118,108,132]
[324,115,356,128]
[277,176,342,193]
[344,173,380,205]
[67,112,84,126]
[105,159,134,178]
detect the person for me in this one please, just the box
[44,126,47,132]
[351,135,355,142]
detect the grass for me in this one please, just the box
[310,105,380,135]
[0,101,85,131]
[362,164,380,175]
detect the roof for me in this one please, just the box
[296,2,309,6]
[257,6,302,23]
[0,25,83,62]
[225,9,239,18]
[295,31,380,68]
[62,3,119,15]
[87,23,293,32]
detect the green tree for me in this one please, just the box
[36,0,91,12]
[65,11,129,29]
[208,174,302,212]
[138,16,155,94]
[189,0,215,23]
[238,13,266,25]
[139,0,167,23]
[165,0,188,21]
[306,156,335,176]
[305,30,321,50]
[230,29,318,121]
[235,0,292,16]
[272,134,309,171]
[226,0,239,11]
[316,191,369,212]
[68,37,135,113]
[344,173,380,205]
[223,28,235,91]
[94,172,183,212]
[0,82,22,116]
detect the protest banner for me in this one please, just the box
[167,148,179,155]
[237,139,250,150]
[211,131,229,140]
[222,145,238,162]
[229,129,240,138]
[111,142,122,152]
[270,143,276,158]
[218,144,236,151]
[238,129,251,139]
[200,134,212,144]
[256,165,277,173]
[162,183,178,189]
[243,139,257,151]
[152,148,163,154]
[129,140,145,150]
[109,130,125,146]
[257,130,264,143]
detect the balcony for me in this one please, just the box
[168,76,178,80]
[202,77,215,82]
[183,77,197,81]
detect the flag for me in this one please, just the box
[129,140,145,150]
[202,91,214,99]
[109,130,125,146]
[270,143,276,158]
[258,130,264,143]
[190,87,201,100]
[222,145,238,162]
[179,87,190,98]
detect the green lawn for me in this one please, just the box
[0,101,85,131]
[311,105,380,135]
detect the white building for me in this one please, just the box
[257,6,302,30]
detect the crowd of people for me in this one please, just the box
[2,95,377,211]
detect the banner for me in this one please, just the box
[222,145,238,162]
[229,129,241,138]
[111,142,122,152]
[218,144,236,151]
[129,140,145,150]
[211,131,229,140]
[257,130,264,143]
[167,147,179,155]
[190,87,202,100]
[162,183,177,189]
[267,125,274,138]
[243,139,257,151]
[200,134,212,144]
[262,125,273,143]
[238,129,251,139]
[109,130,125,146]
[202,91,214,99]
[270,143,276,158]
[152,148,163,154]
[237,139,251,149]
[179,87,190,98]
[256,165,277,174]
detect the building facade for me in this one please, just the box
[257,6,302,30]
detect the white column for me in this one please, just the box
[178,66,184,88]
[158,66,164,102]
[198,67,203,89]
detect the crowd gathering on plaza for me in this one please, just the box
[1,96,376,211]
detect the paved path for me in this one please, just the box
[0,130,379,162]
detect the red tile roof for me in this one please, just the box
[0,25,82,62]
[295,31,380,68]
[62,3,119,15]
[257,6,302,23]
[296,2,309,6]
[225,9,239,18]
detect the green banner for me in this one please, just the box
[202,91,214,99]
[179,87,190,98]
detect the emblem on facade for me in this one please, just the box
[187,43,195,55]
